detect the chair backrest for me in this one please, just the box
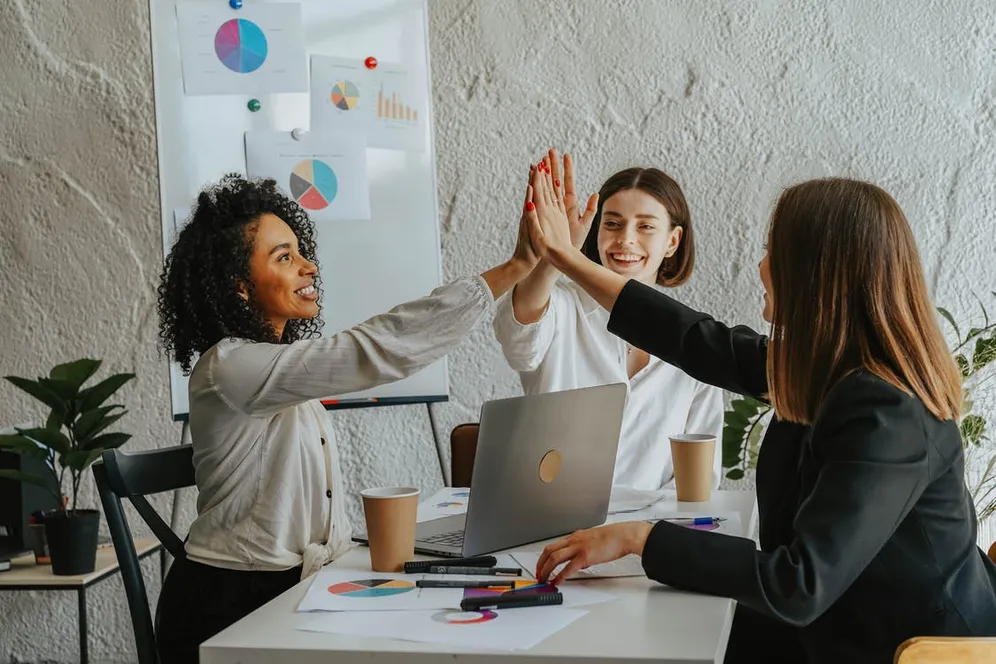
[92,445,196,664]
[449,423,479,488]
[894,636,996,663]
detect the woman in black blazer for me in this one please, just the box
[523,160,996,663]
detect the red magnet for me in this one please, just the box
[365,56,378,70]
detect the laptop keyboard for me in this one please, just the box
[420,530,465,546]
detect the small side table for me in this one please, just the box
[0,538,163,664]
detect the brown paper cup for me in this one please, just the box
[670,434,716,502]
[360,486,420,572]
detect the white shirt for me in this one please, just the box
[184,275,494,579]
[493,280,725,491]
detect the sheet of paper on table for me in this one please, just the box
[299,605,589,651]
[606,485,671,514]
[416,487,471,523]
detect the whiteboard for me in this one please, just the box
[149,0,448,420]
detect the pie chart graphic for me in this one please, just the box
[215,18,268,74]
[431,609,497,625]
[289,159,338,210]
[327,579,415,598]
[331,81,360,111]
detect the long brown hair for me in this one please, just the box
[581,167,694,286]
[766,178,961,424]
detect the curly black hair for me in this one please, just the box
[156,174,323,374]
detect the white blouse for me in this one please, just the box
[493,280,725,491]
[184,275,494,579]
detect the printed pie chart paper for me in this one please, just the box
[245,130,370,222]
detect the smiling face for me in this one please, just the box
[243,212,319,338]
[596,189,683,285]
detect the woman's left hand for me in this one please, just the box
[536,521,653,585]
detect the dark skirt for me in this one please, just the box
[156,557,302,664]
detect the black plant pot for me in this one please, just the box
[42,509,100,575]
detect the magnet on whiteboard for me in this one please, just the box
[365,56,378,70]
[291,128,308,141]
[229,0,243,8]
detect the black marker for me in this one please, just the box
[416,579,515,589]
[427,566,522,576]
[403,556,497,574]
[460,591,563,611]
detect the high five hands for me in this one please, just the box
[520,149,599,268]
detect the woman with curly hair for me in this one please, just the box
[154,173,538,662]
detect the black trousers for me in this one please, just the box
[725,603,808,663]
[156,557,302,664]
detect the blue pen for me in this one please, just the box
[647,517,725,525]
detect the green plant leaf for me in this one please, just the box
[747,420,764,468]
[45,408,65,432]
[81,431,131,452]
[3,376,67,414]
[973,337,996,372]
[967,327,985,342]
[63,449,105,471]
[955,354,971,378]
[971,292,990,328]
[14,427,71,455]
[49,359,101,391]
[725,468,745,480]
[78,373,135,413]
[722,430,745,468]
[37,377,78,401]
[0,434,49,460]
[937,307,960,340]
[961,414,986,446]
[73,405,125,442]
[732,399,759,419]
[724,411,750,432]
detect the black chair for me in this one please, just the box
[92,445,195,664]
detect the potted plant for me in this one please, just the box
[722,295,996,515]
[0,358,135,575]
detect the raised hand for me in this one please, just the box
[526,155,575,263]
[560,152,599,249]
[511,172,540,269]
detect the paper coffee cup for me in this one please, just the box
[669,434,716,502]
[360,486,420,572]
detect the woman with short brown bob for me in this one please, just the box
[524,166,996,663]
[493,152,724,492]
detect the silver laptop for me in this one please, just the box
[356,383,627,557]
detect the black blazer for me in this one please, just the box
[607,280,996,663]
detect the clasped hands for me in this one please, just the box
[509,149,599,273]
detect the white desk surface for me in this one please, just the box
[202,489,757,664]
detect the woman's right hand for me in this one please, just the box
[556,150,599,249]
[527,155,577,267]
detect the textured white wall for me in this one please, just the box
[2,0,995,661]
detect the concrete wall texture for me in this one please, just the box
[2,1,995,661]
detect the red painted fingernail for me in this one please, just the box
[554,179,561,187]
[526,201,535,211]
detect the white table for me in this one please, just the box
[202,490,757,664]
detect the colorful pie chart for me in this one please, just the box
[215,18,268,74]
[331,80,360,111]
[431,609,498,625]
[289,159,338,210]
[327,579,415,598]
